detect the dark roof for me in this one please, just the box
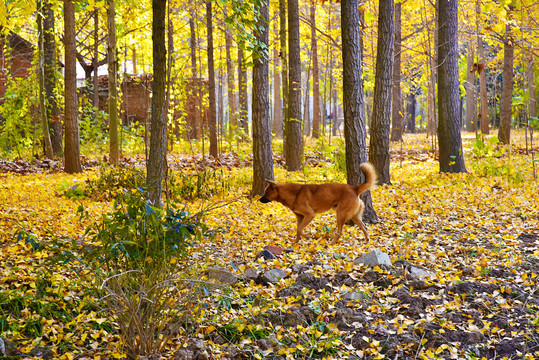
[0,27,34,53]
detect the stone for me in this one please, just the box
[354,250,392,267]
[258,249,277,260]
[342,291,364,301]
[29,346,54,359]
[243,268,259,281]
[261,269,286,283]
[0,337,22,357]
[407,266,435,281]
[208,267,238,285]
[291,264,309,273]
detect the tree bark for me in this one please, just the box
[285,0,303,171]
[437,0,466,173]
[272,24,282,137]
[465,42,477,132]
[390,1,403,141]
[477,0,489,134]
[341,0,377,223]
[238,47,248,138]
[37,0,54,159]
[528,49,536,119]
[498,25,513,145]
[108,0,119,164]
[311,0,321,139]
[93,10,99,109]
[252,0,274,196]
[280,0,289,152]
[224,6,237,132]
[206,0,218,156]
[407,92,416,133]
[43,0,62,155]
[368,0,394,185]
[147,0,167,204]
[63,0,82,173]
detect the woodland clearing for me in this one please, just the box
[0,132,538,360]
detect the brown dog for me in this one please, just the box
[260,163,376,244]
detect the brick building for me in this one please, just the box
[0,30,34,105]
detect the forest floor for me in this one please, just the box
[0,131,538,359]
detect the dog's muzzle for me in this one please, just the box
[259,196,270,203]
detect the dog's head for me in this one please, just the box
[260,180,278,203]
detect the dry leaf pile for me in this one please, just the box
[0,134,538,359]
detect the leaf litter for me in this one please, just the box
[0,133,538,359]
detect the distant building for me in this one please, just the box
[0,29,34,105]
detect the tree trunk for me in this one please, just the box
[465,42,477,132]
[37,0,54,159]
[407,93,416,133]
[437,0,466,173]
[206,0,218,156]
[285,0,303,171]
[498,25,513,145]
[368,0,394,185]
[476,0,489,134]
[280,0,289,152]
[188,12,200,139]
[108,0,119,164]
[252,0,274,196]
[93,10,99,109]
[303,63,311,136]
[63,0,82,173]
[390,1,403,141]
[43,0,62,155]
[238,47,248,138]
[224,6,237,132]
[147,0,167,204]
[272,27,282,137]
[529,49,536,119]
[311,0,321,138]
[341,0,377,223]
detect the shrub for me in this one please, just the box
[32,188,215,358]
[84,166,146,201]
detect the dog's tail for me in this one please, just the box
[353,163,377,195]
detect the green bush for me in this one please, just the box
[169,168,231,201]
[84,166,146,201]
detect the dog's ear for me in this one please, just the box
[265,179,277,187]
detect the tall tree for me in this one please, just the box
[63,0,82,173]
[498,23,514,144]
[284,0,303,171]
[238,47,248,137]
[341,0,377,222]
[437,0,466,173]
[280,0,289,146]
[207,0,218,156]
[93,10,99,109]
[37,0,53,159]
[107,0,119,164]
[272,21,282,137]
[224,6,237,132]
[528,49,536,119]
[465,42,477,132]
[390,1,403,142]
[476,0,489,134]
[369,0,394,185]
[147,0,167,204]
[310,0,321,138]
[43,0,62,155]
[252,0,274,196]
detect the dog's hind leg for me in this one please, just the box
[351,214,370,241]
[331,210,349,245]
[295,212,315,242]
